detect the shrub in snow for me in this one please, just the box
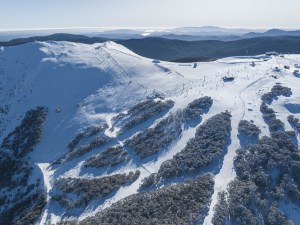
[238,120,261,148]
[59,173,214,225]
[285,131,297,143]
[268,118,284,132]
[84,145,130,168]
[238,120,261,137]
[288,115,299,124]
[287,115,300,133]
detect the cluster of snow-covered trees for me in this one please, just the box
[141,111,231,187]
[212,129,299,225]
[66,136,111,161]
[121,100,175,131]
[67,124,108,152]
[238,120,261,147]
[179,96,213,123]
[261,84,292,104]
[212,84,298,225]
[53,171,140,209]
[84,145,130,168]
[212,191,229,225]
[0,107,48,225]
[158,111,231,178]
[260,103,285,132]
[111,99,174,131]
[125,96,213,158]
[260,84,292,133]
[238,120,261,137]
[127,99,165,115]
[125,112,182,158]
[63,124,112,161]
[58,173,214,225]
[288,115,300,133]
[1,107,48,158]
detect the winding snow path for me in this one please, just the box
[37,163,55,225]
[203,76,269,225]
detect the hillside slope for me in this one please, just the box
[2,35,300,61]
[0,41,300,225]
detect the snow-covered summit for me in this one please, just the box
[0,41,300,225]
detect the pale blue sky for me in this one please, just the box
[1,0,300,30]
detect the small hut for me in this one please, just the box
[222,76,235,82]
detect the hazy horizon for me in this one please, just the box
[1,0,300,30]
[0,26,300,33]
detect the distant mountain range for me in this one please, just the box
[95,27,300,41]
[1,27,300,41]
[1,29,300,62]
[0,33,108,46]
[118,36,300,61]
[244,28,300,38]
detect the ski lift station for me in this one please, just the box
[266,51,279,56]
[222,76,235,82]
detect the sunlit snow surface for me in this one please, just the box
[0,41,300,224]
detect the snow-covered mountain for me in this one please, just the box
[0,41,300,225]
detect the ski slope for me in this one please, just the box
[0,41,299,225]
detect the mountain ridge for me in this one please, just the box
[0,41,300,224]
[2,34,300,62]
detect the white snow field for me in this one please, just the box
[0,41,300,225]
